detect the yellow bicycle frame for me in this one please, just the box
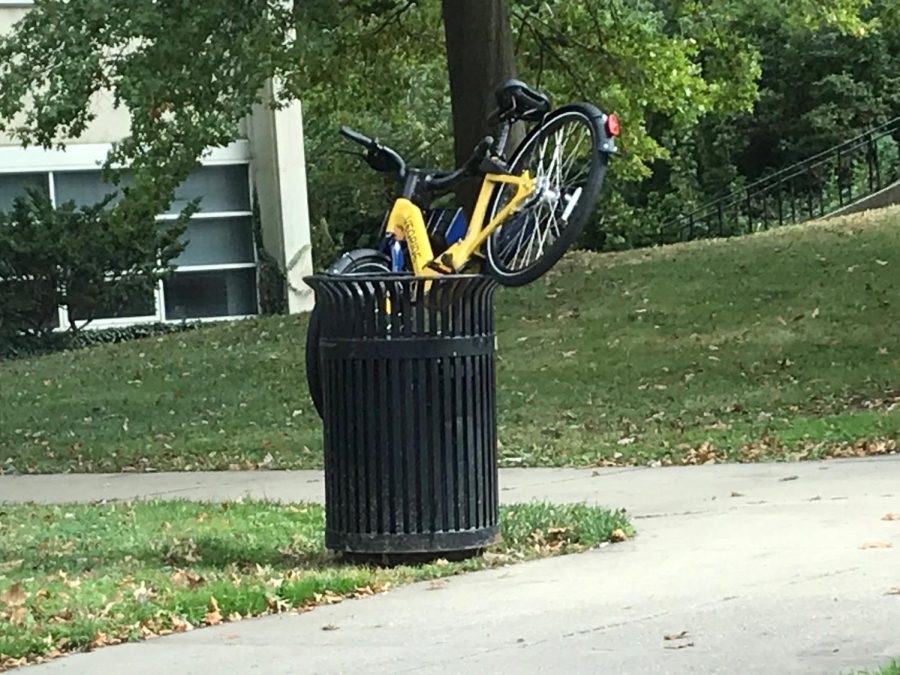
[384,171,536,277]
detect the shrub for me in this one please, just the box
[0,321,200,361]
[0,188,189,338]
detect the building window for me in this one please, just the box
[0,163,258,328]
[0,173,48,210]
[158,163,258,322]
[163,268,258,320]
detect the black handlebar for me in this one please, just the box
[340,125,407,178]
[425,135,494,192]
[338,126,495,193]
[339,125,373,147]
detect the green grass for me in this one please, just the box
[853,660,900,675]
[1,208,898,473]
[0,500,630,668]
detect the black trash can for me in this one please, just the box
[304,274,500,563]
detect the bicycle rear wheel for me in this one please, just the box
[485,103,608,286]
[306,248,391,419]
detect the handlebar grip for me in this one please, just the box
[466,136,494,170]
[339,125,374,148]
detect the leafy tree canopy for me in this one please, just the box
[0,0,878,244]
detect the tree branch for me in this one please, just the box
[370,0,418,36]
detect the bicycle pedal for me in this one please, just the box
[426,261,450,273]
[426,256,454,273]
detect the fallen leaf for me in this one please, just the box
[322,624,339,631]
[481,551,512,565]
[882,513,900,521]
[433,558,450,568]
[665,641,695,650]
[10,606,28,625]
[779,475,799,482]
[427,580,449,590]
[0,559,24,573]
[267,595,291,612]
[227,612,243,622]
[683,441,719,465]
[664,630,690,641]
[609,528,628,543]
[170,568,205,589]
[318,591,343,605]
[205,596,223,625]
[138,621,157,639]
[730,491,744,498]
[885,588,900,595]
[859,542,893,550]
[1,582,28,608]
[132,580,152,604]
[89,631,108,649]
[705,421,731,431]
[170,613,193,633]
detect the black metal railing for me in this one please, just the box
[659,117,900,244]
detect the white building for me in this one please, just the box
[0,2,315,329]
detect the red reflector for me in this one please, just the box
[606,113,620,136]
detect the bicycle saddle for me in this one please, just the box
[494,79,551,122]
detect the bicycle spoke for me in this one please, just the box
[560,132,589,184]
[487,110,602,278]
[519,207,544,267]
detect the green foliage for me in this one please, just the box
[0,0,297,224]
[629,0,900,240]
[309,217,341,272]
[250,194,287,316]
[291,0,452,254]
[291,0,878,251]
[0,188,189,337]
[0,0,881,258]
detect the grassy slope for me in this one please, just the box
[1,208,898,473]
[495,206,900,466]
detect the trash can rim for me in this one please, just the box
[304,272,491,283]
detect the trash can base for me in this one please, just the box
[326,526,499,563]
[338,548,487,567]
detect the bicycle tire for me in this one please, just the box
[484,103,609,286]
[306,248,392,419]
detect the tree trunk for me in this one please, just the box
[441,0,517,210]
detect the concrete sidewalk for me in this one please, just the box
[4,457,900,674]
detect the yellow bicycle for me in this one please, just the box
[307,79,619,415]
